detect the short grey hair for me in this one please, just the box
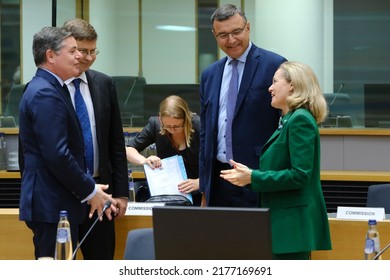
[210,4,247,26]
[32,26,73,66]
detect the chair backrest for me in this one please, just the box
[123,228,155,260]
[366,184,390,214]
[5,84,26,125]
[134,180,150,202]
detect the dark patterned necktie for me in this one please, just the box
[225,59,239,163]
[73,78,94,175]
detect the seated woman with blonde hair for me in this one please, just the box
[126,95,201,206]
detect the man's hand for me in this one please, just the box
[88,184,117,220]
[113,197,129,218]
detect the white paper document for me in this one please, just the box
[143,155,192,203]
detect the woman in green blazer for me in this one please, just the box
[221,61,332,260]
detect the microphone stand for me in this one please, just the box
[122,79,137,126]
[329,83,345,109]
[71,201,112,260]
[326,83,345,128]
[123,78,137,108]
[373,242,390,260]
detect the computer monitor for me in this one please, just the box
[364,84,390,128]
[142,84,200,126]
[152,206,272,260]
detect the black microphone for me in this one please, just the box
[329,83,345,109]
[373,242,390,260]
[71,200,112,260]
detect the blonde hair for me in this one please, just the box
[279,61,328,123]
[159,95,194,147]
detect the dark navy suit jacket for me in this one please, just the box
[199,43,287,205]
[19,68,95,224]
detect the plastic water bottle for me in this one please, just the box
[128,169,135,202]
[0,133,7,170]
[364,219,381,260]
[54,210,73,260]
[123,132,130,146]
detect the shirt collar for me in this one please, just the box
[64,72,88,86]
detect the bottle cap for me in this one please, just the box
[368,219,377,225]
[59,210,68,217]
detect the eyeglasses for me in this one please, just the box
[214,23,247,40]
[162,123,184,131]
[78,48,100,57]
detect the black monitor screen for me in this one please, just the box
[142,84,200,125]
[153,206,272,260]
[364,84,390,128]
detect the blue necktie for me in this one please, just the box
[73,78,94,175]
[225,59,239,163]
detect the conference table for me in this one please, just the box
[1,208,389,260]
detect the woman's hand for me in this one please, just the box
[178,178,199,194]
[220,159,252,187]
[144,156,162,169]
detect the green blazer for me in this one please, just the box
[251,108,332,254]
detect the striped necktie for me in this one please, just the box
[225,59,239,163]
[73,78,94,175]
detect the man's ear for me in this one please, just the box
[46,49,55,63]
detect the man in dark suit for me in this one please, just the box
[63,19,128,260]
[199,4,287,207]
[18,27,117,259]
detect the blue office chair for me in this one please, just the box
[366,183,390,214]
[123,228,155,260]
[134,180,150,202]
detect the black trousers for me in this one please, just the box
[209,161,258,207]
[78,206,115,260]
[78,176,116,260]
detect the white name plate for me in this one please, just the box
[125,202,165,216]
[336,206,385,221]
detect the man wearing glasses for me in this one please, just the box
[62,19,128,260]
[199,4,287,207]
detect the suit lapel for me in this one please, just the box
[85,70,99,112]
[86,70,102,119]
[262,128,281,152]
[85,70,101,142]
[234,45,260,117]
[212,58,227,127]
[36,68,82,134]
[262,112,292,153]
[60,83,80,131]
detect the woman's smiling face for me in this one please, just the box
[268,68,293,115]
